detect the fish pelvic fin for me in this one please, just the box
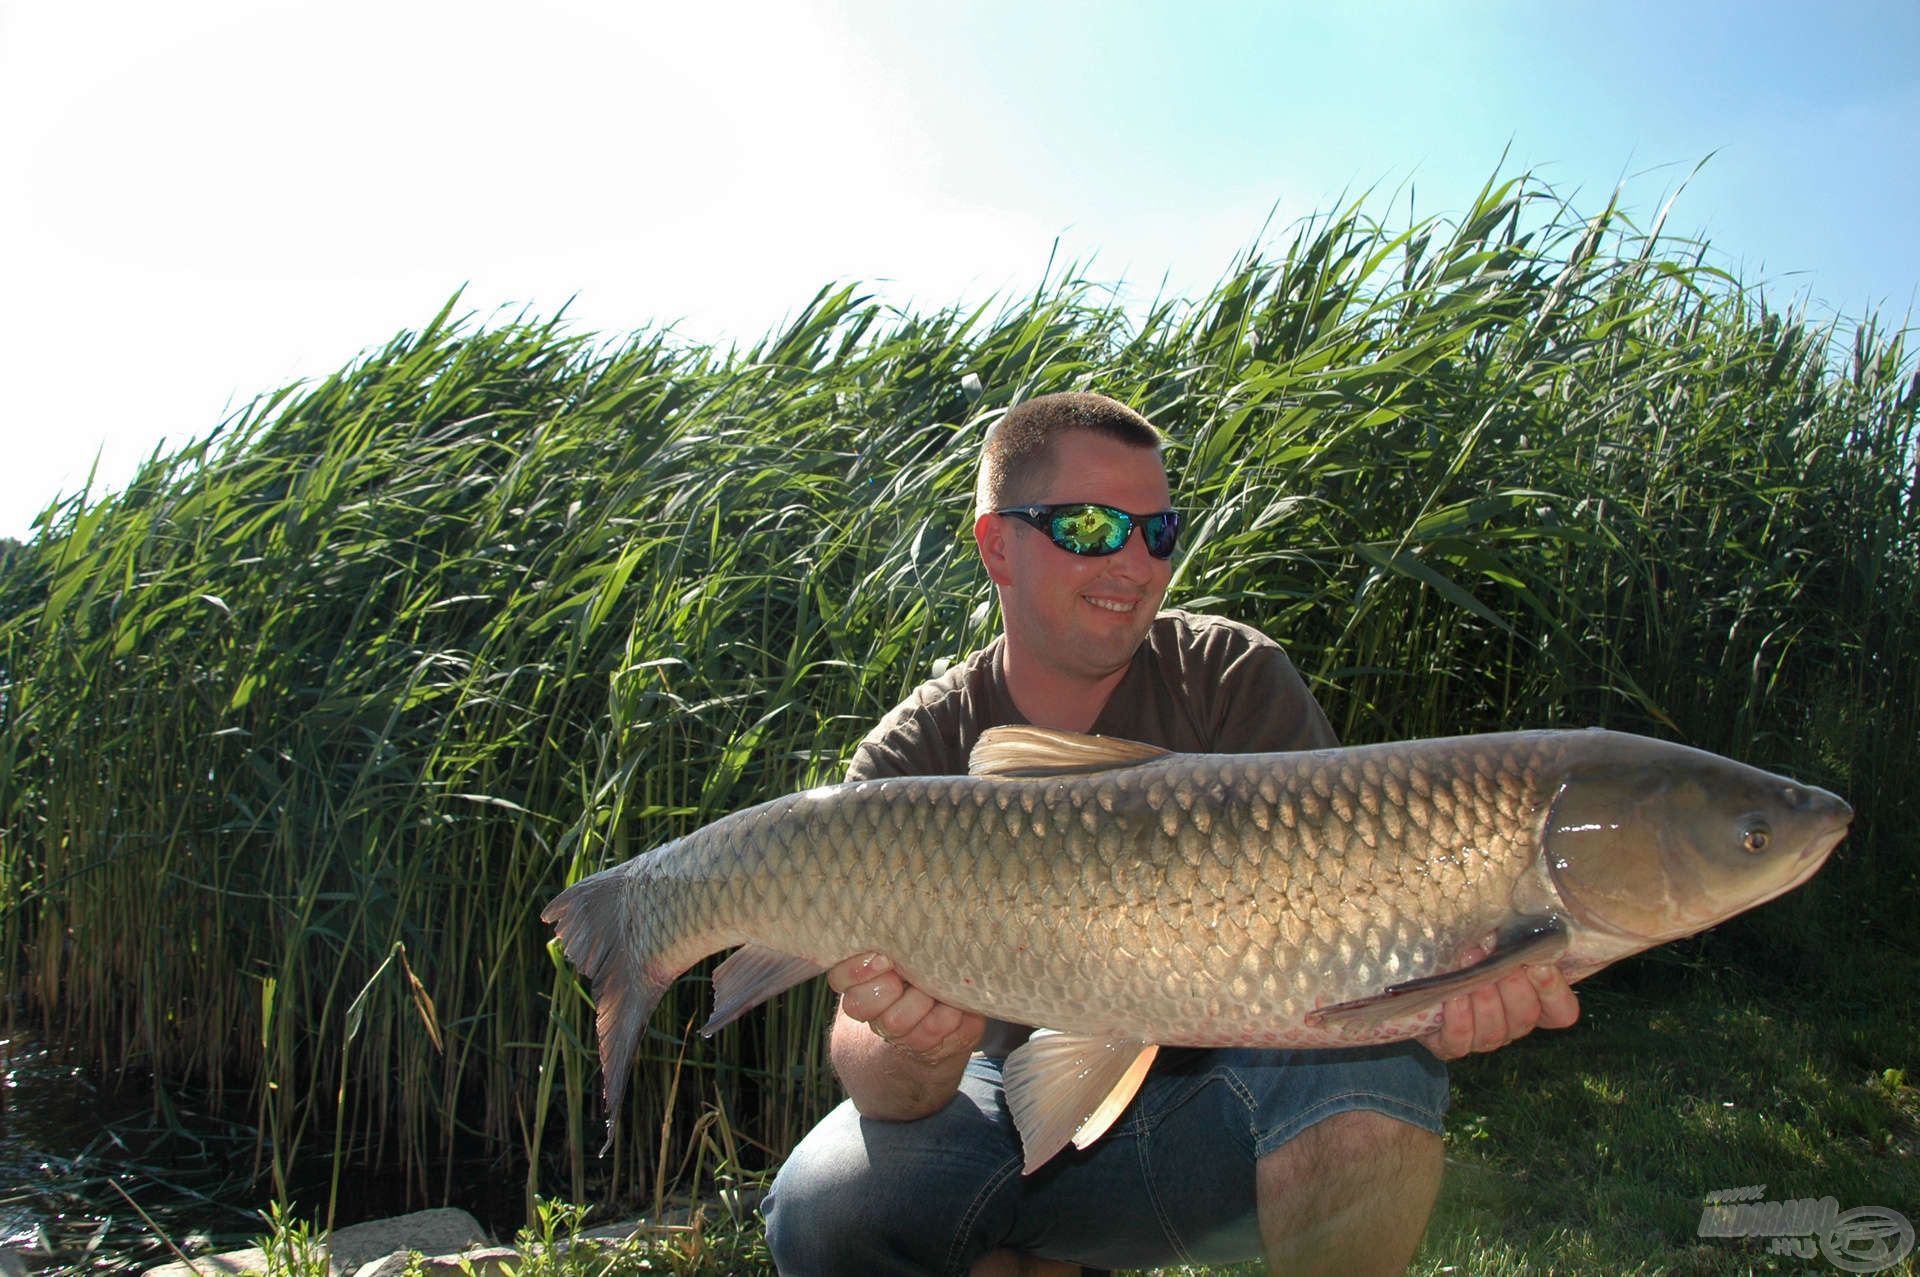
[1309,914,1570,1033]
[970,726,1172,777]
[1002,1031,1160,1175]
[542,864,674,1140]
[702,944,827,1036]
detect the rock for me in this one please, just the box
[577,1186,764,1239]
[142,1246,272,1277]
[142,1208,488,1277]
[137,1192,766,1277]
[329,1210,489,1270]
[351,1245,518,1277]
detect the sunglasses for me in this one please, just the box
[995,503,1182,559]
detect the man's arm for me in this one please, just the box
[826,952,986,1120]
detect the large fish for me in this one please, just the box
[543,727,1850,1172]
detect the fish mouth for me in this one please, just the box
[1749,813,1852,911]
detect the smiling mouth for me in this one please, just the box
[1085,596,1136,615]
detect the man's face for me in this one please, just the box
[976,431,1175,682]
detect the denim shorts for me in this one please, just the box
[760,1043,1447,1276]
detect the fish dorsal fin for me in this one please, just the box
[969,726,1171,778]
[1001,1031,1160,1173]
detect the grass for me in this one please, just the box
[233,1197,773,1277]
[1407,947,1920,1276]
[0,163,1915,1267]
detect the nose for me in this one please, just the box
[1785,783,1852,823]
[1108,525,1164,576]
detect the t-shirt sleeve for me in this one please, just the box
[845,719,923,782]
[1207,629,1340,753]
[844,701,966,781]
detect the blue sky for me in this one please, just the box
[3,0,1915,541]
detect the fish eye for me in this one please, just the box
[1742,826,1771,855]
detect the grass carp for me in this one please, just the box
[543,726,1850,1172]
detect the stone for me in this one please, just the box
[328,1211,489,1270]
[142,1245,272,1277]
[577,1219,644,1241]
[137,1189,770,1277]
[351,1245,519,1277]
[142,1208,488,1277]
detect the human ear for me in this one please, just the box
[974,513,1015,586]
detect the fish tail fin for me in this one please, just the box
[542,862,675,1137]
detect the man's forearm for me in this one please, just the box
[830,1004,972,1121]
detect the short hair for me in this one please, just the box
[974,392,1164,516]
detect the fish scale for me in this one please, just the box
[546,725,1849,1171]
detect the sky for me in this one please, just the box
[3,0,1916,542]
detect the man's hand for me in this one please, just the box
[829,951,985,1061]
[1419,965,1580,1061]
[828,952,987,1121]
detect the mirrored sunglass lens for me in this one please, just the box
[1050,505,1128,553]
[1144,513,1179,557]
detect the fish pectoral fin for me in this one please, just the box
[1309,914,1570,1033]
[970,726,1172,777]
[700,945,827,1036]
[1002,1031,1160,1175]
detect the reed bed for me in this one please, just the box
[1,169,1914,1223]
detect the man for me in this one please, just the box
[761,393,1579,1274]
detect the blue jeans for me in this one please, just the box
[761,1044,1447,1275]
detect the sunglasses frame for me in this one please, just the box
[994,502,1182,560]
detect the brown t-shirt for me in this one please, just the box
[847,608,1337,780]
[844,608,1338,1054]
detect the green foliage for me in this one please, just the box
[490,1196,772,1277]
[1,167,1915,1235]
[1407,957,1920,1276]
[256,1201,328,1277]
[244,1196,774,1277]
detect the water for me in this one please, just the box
[1,1034,548,1274]
[0,1038,540,1271]
[1,1035,266,1272]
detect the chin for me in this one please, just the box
[1080,613,1153,657]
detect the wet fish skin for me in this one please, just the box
[543,727,1850,1170]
